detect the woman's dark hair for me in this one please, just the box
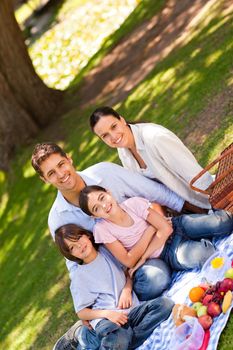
[89,106,121,132]
[55,224,98,264]
[79,185,107,216]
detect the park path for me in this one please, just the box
[71,0,208,107]
[66,0,232,151]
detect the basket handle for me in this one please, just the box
[190,146,233,195]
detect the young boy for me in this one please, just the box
[55,224,174,350]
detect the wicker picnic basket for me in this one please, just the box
[190,143,233,213]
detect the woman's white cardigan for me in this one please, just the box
[118,123,212,209]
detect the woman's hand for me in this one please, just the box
[105,310,128,326]
[117,287,132,309]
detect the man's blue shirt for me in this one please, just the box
[48,162,184,273]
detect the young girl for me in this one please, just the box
[55,224,174,350]
[89,106,213,213]
[79,185,233,274]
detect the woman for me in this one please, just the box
[89,106,213,212]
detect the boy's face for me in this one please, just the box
[87,190,118,219]
[39,153,80,192]
[64,234,96,264]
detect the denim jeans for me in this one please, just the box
[160,210,233,270]
[133,258,171,301]
[76,261,172,349]
[79,297,174,350]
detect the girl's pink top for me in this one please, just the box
[93,197,164,258]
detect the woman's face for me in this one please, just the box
[87,190,119,219]
[93,115,133,148]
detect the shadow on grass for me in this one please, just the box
[66,0,211,109]
[115,2,233,161]
[0,132,118,348]
[67,0,165,92]
[0,169,74,349]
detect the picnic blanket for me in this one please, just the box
[137,232,233,350]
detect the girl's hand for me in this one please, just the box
[129,257,145,278]
[117,288,132,309]
[105,310,128,326]
[165,216,173,226]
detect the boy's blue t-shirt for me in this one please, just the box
[70,246,139,329]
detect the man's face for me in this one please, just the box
[40,153,79,192]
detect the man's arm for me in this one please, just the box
[86,162,184,212]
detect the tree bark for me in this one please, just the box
[0,0,63,170]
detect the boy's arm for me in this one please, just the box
[118,271,133,309]
[77,308,128,327]
[105,224,157,268]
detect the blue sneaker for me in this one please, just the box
[53,320,82,350]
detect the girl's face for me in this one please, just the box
[64,234,95,263]
[87,190,119,219]
[93,115,134,149]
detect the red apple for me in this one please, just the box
[218,278,233,292]
[207,302,221,317]
[198,315,213,330]
[202,294,213,306]
[199,282,211,291]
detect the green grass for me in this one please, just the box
[1,0,233,349]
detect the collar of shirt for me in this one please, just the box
[119,124,146,169]
[56,171,101,213]
[130,124,145,150]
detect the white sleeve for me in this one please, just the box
[152,130,213,190]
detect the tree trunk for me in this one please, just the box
[0,0,63,170]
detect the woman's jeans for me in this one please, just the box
[77,297,174,350]
[160,210,233,270]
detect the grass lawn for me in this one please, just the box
[0,0,233,349]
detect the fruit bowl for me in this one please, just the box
[201,251,231,284]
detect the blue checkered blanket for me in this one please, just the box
[137,232,233,350]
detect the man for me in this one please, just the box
[31,142,207,349]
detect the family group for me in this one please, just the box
[31,106,233,350]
